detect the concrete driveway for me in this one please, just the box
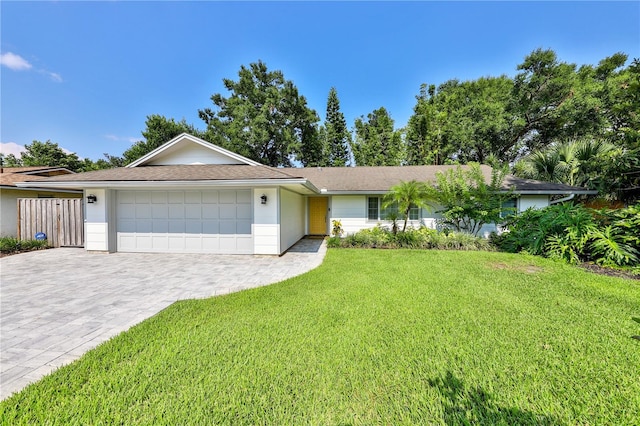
[0,238,326,400]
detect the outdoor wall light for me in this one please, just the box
[260,194,268,205]
[87,194,97,204]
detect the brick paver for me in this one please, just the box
[0,238,326,400]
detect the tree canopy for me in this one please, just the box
[198,61,320,167]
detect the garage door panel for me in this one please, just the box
[237,204,251,219]
[136,205,151,219]
[169,220,185,233]
[202,221,219,233]
[237,220,251,234]
[117,190,253,254]
[153,220,168,233]
[202,205,219,219]
[202,191,218,203]
[237,190,251,203]
[169,205,184,219]
[219,190,236,203]
[186,221,202,234]
[219,205,236,219]
[185,204,201,219]
[152,205,168,219]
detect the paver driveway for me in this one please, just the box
[0,238,326,400]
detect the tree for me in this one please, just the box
[509,48,577,155]
[122,114,203,164]
[19,140,83,172]
[383,180,430,232]
[198,60,320,167]
[322,87,351,166]
[425,164,512,236]
[0,153,22,167]
[351,107,404,166]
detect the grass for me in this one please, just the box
[2,250,639,424]
[0,236,48,255]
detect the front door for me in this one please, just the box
[308,197,328,235]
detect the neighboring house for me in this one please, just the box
[19,133,597,255]
[0,166,82,237]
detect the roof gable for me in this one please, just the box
[126,133,261,167]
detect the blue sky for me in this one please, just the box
[1,1,639,161]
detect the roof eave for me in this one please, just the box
[16,178,319,191]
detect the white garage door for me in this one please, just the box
[116,190,253,254]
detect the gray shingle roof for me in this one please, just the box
[39,164,304,182]
[30,164,595,194]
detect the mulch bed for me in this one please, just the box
[580,263,640,281]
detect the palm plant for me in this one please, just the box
[383,180,430,232]
[516,138,615,188]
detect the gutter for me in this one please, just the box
[549,193,576,205]
[16,178,320,193]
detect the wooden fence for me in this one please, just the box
[17,198,84,247]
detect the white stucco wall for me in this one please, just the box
[146,143,245,166]
[0,189,82,237]
[253,188,279,255]
[280,188,305,253]
[329,195,367,235]
[329,194,553,237]
[84,189,116,252]
[519,195,550,211]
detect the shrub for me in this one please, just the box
[0,236,49,254]
[497,202,640,267]
[330,226,491,251]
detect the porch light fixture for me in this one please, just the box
[260,194,268,205]
[87,194,97,204]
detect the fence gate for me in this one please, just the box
[17,198,84,247]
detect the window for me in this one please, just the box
[501,198,517,218]
[367,197,419,221]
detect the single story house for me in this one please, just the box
[19,133,597,255]
[0,166,82,237]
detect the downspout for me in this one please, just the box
[549,193,575,205]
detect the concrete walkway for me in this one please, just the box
[0,238,326,400]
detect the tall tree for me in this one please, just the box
[322,87,351,166]
[351,107,404,166]
[122,114,203,164]
[198,60,320,167]
[19,140,83,172]
[509,48,577,154]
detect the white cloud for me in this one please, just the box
[44,71,63,83]
[105,134,138,143]
[0,52,32,71]
[1,51,62,82]
[0,142,27,158]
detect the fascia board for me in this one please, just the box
[1,185,82,193]
[17,178,319,191]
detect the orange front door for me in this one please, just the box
[309,197,328,235]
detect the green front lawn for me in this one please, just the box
[2,250,639,424]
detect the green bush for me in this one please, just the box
[496,202,640,267]
[0,236,49,254]
[330,226,491,251]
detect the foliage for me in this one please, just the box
[497,203,640,267]
[382,180,430,232]
[351,107,404,166]
[331,220,343,237]
[0,237,49,254]
[2,250,639,424]
[425,163,512,236]
[198,60,320,167]
[321,87,351,166]
[11,140,84,172]
[334,225,492,251]
[122,115,204,165]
